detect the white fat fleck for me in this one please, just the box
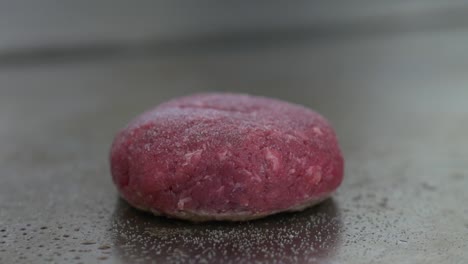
[148,130,158,137]
[144,143,151,151]
[233,183,242,191]
[251,173,262,182]
[243,169,261,182]
[265,148,280,172]
[285,134,297,142]
[183,149,203,166]
[313,127,323,135]
[295,131,308,140]
[297,157,308,166]
[306,166,322,185]
[217,150,230,161]
[215,186,225,193]
[241,169,252,176]
[177,197,192,210]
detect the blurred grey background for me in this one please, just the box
[1,0,468,63]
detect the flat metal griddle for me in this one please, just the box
[1,29,467,263]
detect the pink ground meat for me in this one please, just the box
[110,93,344,221]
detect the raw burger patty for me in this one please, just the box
[110,93,344,221]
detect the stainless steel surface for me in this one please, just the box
[1,29,468,263]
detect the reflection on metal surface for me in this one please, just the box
[110,198,342,263]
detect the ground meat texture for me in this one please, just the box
[110,93,344,221]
